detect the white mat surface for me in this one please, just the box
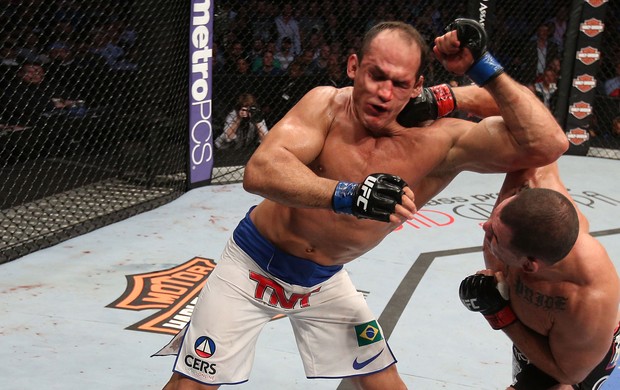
[1,155,619,389]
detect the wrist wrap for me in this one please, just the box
[430,84,457,117]
[484,305,517,330]
[332,182,360,215]
[467,52,504,86]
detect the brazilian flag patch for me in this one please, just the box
[355,320,383,346]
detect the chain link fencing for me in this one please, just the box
[0,1,190,263]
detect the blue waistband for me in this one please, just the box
[233,207,343,287]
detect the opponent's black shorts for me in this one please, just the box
[512,323,620,390]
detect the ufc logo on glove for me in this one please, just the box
[356,176,378,211]
[461,298,481,311]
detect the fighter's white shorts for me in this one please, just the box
[154,208,397,386]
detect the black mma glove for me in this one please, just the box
[332,173,407,222]
[445,18,504,86]
[459,274,517,330]
[397,84,457,127]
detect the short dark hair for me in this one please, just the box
[358,21,429,79]
[500,188,579,264]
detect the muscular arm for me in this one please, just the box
[243,87,338,208]
[434,30,568,173]
[452,84,500,118]
[444,74,567,173]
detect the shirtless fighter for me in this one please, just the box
[459,163,620,389]
[159,19,568,389]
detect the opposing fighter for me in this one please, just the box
[459,163,620,389]
[159,19,568,389]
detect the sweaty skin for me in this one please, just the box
[482,163,620,385]
[244,29,567,266]
[164,24,568,390]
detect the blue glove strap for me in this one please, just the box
[332,182,359,214]
[466,52,504,86]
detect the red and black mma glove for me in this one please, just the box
[397,84,457,127]
[332,173,407,223]
[459,274,517,330]
[446,18,504,87]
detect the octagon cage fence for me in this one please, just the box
[1,0,618,263]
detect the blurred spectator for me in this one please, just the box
[47,21,76,51]
[16,30,50,64]
[548,57,562,75]
[277,60,310,118]
[329,40,343,63]
[546,5,568,50]
[414,5,439,45]
[365,3,388,33]
[530,67,559,112]
[229,6,253,46]
[298,1,324,42]
[297,48,316,74]
[612,116,620,138]
[604,60,620,97]
[274,37,295,71]
[223,41,247,73]
[323,13,343,46]
[248,37,265,65]
[0,41,20,68]
[519,22,560,85]
[307,43,331,75]
[252,0,276,44]
[253,50,283,76]
[212,41,226,74]
[0,62,85,126]
[214,93,269,150]
[325,53,349,88]
[213,2,237,40]
[234,57,251,75]
[305,31,324,59]
[275,2,302,56]
[348,0,367,33]
[45,42,86,100]
[52,0,89,33]
[87,24,136,71]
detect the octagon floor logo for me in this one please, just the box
[108,257,216,335]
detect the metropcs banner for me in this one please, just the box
[189,0,214,187]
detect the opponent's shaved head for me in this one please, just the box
[358,21,429,78]
[500,188,579,264]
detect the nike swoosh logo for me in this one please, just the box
[352,348,384,370]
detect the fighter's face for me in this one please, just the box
[348,31,422,132]
[482,197,521,267]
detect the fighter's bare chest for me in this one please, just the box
[510,274,569,333]
[314,135,438,183]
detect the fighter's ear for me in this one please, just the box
[347,54,359,79]
[411,75,424,98]
[522,257,540,273]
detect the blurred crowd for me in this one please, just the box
[1,0,619,141]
